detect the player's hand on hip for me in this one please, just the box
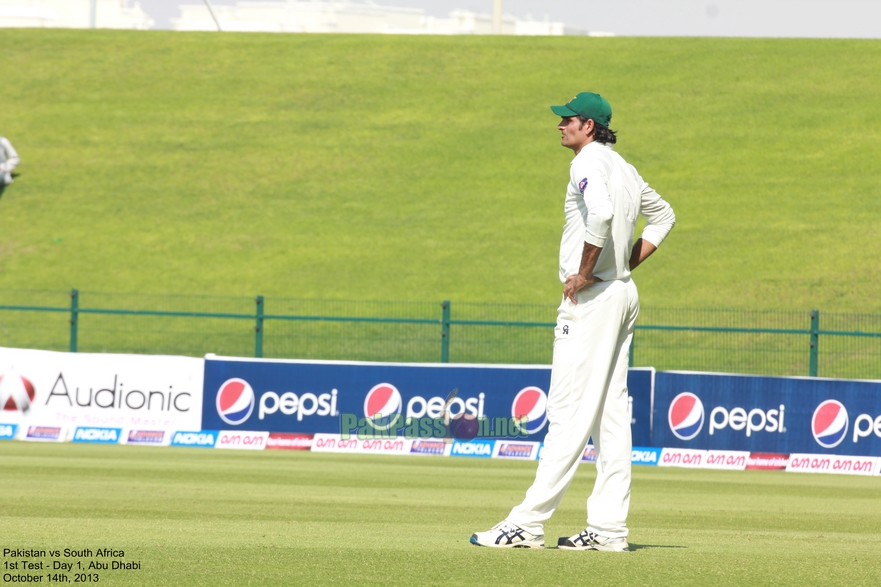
[564,274,598,304]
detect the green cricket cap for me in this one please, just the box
[551,92,612,127]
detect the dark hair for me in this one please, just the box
[577,116,618,145]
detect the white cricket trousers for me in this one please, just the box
[506,277,639,539]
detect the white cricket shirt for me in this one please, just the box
[0,137,19,174]
[559,141,676,283]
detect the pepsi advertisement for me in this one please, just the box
[655,371,881,456]
[202,356,654,444]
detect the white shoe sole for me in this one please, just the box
[558,544,629,552]
[558,538,629,552]
[470,534,545,548]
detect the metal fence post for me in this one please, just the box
[809,309,819,377]
[69,289,79,352]
[441,300,450,363]
[255,295,264,358]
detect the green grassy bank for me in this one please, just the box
[1,31,879,312]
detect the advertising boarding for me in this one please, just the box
[0,347,203,440]
[654,371,881,456]
[201,356,654,444]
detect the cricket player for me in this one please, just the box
[0,135,20,185]
[471,92,675,551]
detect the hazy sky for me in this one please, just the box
[137,0,881,37]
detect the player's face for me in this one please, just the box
[558,117,593,153]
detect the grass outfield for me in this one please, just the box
[2,443,879,586]
[1,31,880,312]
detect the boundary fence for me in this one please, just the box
[0,289,879,380]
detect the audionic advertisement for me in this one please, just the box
[0,347,203,439]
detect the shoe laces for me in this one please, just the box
[494,522,528,540]
[573,530,601,546]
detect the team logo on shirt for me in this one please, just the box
[578,177,588,194]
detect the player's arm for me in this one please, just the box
[630,181,675,271]
[629,238,657,271]
[564,241,603,303]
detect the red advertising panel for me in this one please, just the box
[746,452,789,471]
[266,433,314,450]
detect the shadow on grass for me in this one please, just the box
[628,544,687,552]
[0,183,6,200]
[0,173,18,200]
[545,544,686,551]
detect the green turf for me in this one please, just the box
[1,442,879,586]
[1,31,880,313]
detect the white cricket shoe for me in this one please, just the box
[557,529,629,552]
[470,521,545,548]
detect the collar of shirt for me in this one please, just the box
[570,140,613,164]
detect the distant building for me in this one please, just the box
[0,0,153,29]
[172,0,567,35]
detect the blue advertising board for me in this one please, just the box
[72,426,122,444]
[451,439,495,458]
[201,357,654,444]
[0,423,18,440]
[171,430,219,448]
[631,446,662,466]
[654,371,881,456]
[628,368,653,447]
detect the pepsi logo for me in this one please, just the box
[216,378,255,425]
[363,383,402,430]
[511,387,548,435]
[812,400,848,448]
[668,392,705,440]
[0,373,36,412]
